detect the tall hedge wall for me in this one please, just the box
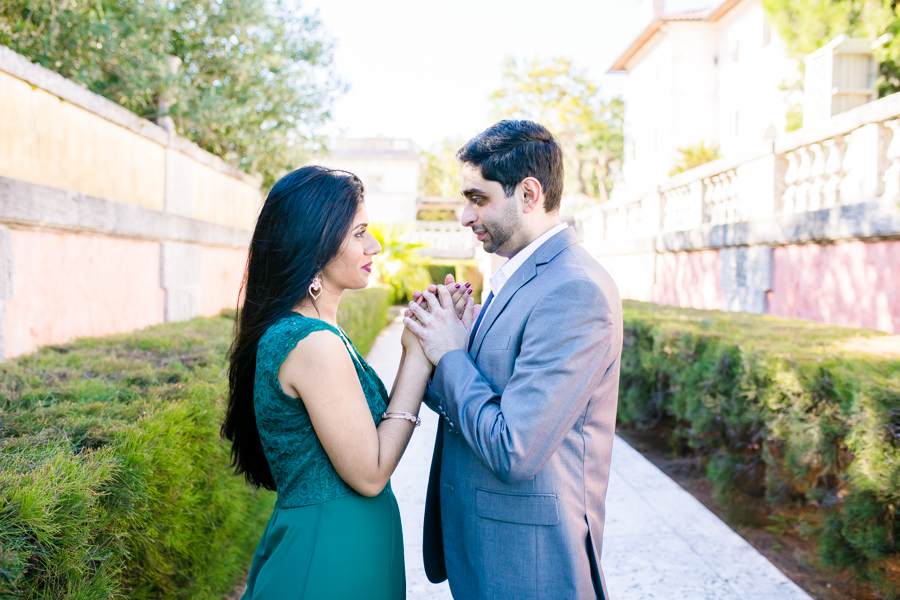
[619,300,900,585]
[0,287,391,599]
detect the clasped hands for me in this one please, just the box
[402,274,480,366]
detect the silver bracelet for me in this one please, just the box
[381,411,421,427]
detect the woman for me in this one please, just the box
[222,166,473,599]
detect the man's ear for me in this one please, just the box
[520,177,543,214]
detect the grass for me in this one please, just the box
[619,300,900,597]
[0,287,391,599]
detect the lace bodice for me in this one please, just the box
[254,313,390,508]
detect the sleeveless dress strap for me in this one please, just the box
[335,325,365,370]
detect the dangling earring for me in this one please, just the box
[308,272,323,300]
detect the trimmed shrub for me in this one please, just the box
[426,264,456,287]
[337,286,392,356]
[619,301,900,586]
[0,287,390,599]
[455,263,484,304]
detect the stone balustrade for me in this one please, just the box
[580,92,900,249]
[663,182,701,232]
[577,92,900,334]
[704,169,740,224]
[405,221,478,260]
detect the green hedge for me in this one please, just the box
[0,287,391,599]
[619,301,900,586]
[337,286,392,356]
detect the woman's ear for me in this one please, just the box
[521,177,543,214]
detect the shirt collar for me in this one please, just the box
[489,223,568,297]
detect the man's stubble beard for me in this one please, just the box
[480,195,521,254]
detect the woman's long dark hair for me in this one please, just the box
[222,166,365,489]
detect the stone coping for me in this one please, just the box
[0,45,261,189]
[0,176,251,248]
[590,200,900,256]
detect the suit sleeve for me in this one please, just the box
[430,277,616,484]
[422,379,443,415]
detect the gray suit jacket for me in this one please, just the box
[423,227,623,600]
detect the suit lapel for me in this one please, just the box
[469,258,536,360]
[469,227,579,360]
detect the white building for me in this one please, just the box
[318,138,420,224]
[611,0,800,197]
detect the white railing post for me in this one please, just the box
[822,136,847,207]
[794,146,813,213]
[839,122,884,203]
[782,150,800,214]
[884,119,900,202]
[807,143,827,210]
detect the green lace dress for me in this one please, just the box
[241,313,405,600]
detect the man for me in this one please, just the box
[403,120,623,600]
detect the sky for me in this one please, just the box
[302,0,717,150]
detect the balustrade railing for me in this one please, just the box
[703,169,740,224]
[663,182,701,232]
[782,135,848,213]
[578,92,900,246]
[404,221,478,260]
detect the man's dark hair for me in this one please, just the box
[456,120,564,213]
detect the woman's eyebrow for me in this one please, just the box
[353,222,368,229]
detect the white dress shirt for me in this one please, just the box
[473,222,568,341]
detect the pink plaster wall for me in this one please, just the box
[770,241,900,334]
[200,246,247,317]
[652,250,724,310]
[5,230,164,358]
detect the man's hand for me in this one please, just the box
[404,285,475,365]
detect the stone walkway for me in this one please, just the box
[367,317,813,600]
[365,316,453,600]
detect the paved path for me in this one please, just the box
[365,316,453,600]
[367,317,813,600]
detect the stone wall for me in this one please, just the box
[770,240,900,333]
[580,92,900,334]
[0,45,259,359]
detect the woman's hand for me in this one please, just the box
[401,320,430,367]
[411,273,474,321]
[401,321,421,351]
